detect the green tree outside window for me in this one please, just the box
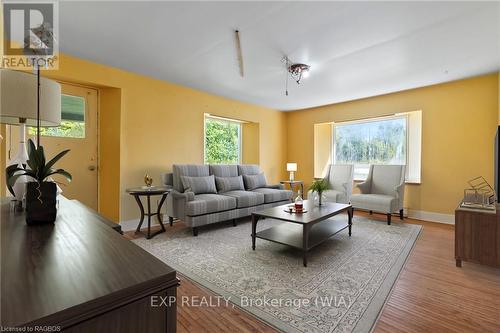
[29,94,85,138]
[334,117,407,179]
[204,118,240,164]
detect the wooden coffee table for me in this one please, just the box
[251,200,353,267]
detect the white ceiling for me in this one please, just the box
[59,1,500,111]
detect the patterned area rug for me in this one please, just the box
[133,215,421,333]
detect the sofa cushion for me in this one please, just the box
[351,193,398,213]
[222,190,265,208]
[215,176,245,193]
[238,164,261,176]
[173,164,210,192]
[181,175,217,194]
[186,194,237,216]
[243,173,267,190]
[252,188,292,203]
[210,164,239,177]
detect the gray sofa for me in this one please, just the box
[164,164,292,235]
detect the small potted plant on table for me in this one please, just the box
[309,178,329,206]
[6,139,72,225]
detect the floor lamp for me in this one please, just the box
[0,69,61,201]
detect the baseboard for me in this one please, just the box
[120,214,166,232]
[120,210,454,230]
[407,209,455,225]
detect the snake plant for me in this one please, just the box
[6,139,72,196]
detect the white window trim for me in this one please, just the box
[400,110,422,184]
[203,114,242,165]
[331,112,421,184]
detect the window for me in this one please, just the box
[333,111,421,183]
[334,116,406,180]
[29,94,85,138]
[204,115,241,164]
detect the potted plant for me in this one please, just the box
[309,178,329,206]
[6,139,72,225]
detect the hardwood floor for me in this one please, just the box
[124,213,500,333]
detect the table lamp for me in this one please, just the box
[287,163,297,182]
[0,69,61,200]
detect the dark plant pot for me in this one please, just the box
[26,182,57,225]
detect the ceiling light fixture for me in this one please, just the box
[283,56,311,96]
[288,63,310,84]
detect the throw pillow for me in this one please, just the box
[243,173,267,190]
[215,176,245,193]
[181,175,217,194]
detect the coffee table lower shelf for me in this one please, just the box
[255,219,349,265]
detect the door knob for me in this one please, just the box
[88,165,96,171]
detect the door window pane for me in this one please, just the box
[29,94,85,138]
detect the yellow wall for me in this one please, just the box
[287,73,499,215]
[37,54,287,222]
[242,122,260,165]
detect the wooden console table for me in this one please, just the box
[1,198,179,332]
[455,204,500,268]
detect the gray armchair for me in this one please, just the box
[350,165,406,225]
[308,164,354,204]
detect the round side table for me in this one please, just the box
[280,180,304,198]
[126,186,171,239]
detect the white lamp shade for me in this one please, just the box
[0,69,61,126]
[287,163,297,172]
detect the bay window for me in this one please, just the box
[332,111,421,183]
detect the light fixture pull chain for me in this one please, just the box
[285,64,289,96]
[284,56,289,96]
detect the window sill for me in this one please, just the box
[353,179,421,185]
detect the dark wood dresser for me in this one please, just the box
[455,204,500,268]
[1,198,179,332]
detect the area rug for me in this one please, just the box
[133,216,421,333]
